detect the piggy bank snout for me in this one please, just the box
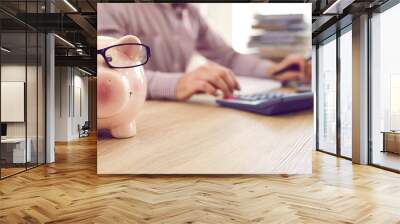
[97,72,130,118]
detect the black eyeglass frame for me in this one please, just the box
[97,43,151,69]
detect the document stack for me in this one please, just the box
[248,14,310,61]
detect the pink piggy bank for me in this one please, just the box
[97,35,147,138]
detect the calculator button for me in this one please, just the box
[224,95,236,100]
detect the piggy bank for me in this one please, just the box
[97,35,147,138]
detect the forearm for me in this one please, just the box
[228,53,275,78]
[145,70,182,100]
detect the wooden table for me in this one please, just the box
[97,94,313,174]
[1,138,31,164]
[381,131,400,154]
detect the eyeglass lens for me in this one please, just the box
[105,44,147,68]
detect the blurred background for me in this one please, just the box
[196,3,311,61]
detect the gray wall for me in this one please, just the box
[54,67,89,141]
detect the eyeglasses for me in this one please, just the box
[97,43,151,68]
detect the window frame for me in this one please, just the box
[315,22,353,161]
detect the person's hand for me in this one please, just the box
[266,54,311,83]
[176,62,240,101]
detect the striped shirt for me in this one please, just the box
[98,3,272,100]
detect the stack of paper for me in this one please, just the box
[248,14,310,61]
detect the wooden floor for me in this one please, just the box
[1,135,400,223]
[1,167,26,178]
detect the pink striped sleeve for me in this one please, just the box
[145,70,181,100]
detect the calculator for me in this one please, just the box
[216,91,313,115]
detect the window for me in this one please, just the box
[1,25,28,178]
[316,26,353,159]
[317,36,337,154]
[339,27,352,158]
[370,2,400,171]
[0,1,46,179]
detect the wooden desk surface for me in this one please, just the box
[98,96,313,174]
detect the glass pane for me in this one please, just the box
[37,0,46,165]
[317,37,337,154]
[0,1,46,178]
[26,0,40,169]
[371,4,400,171]
[339,29,352,158]
[1,30,27,177]
[38,32,45,165]
[27,31,38,169]
[312,45,317,145]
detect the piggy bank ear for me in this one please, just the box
[114,35,141,57]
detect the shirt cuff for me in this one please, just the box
[147,72,181,100]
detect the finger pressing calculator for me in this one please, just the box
[216,91,313,115]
